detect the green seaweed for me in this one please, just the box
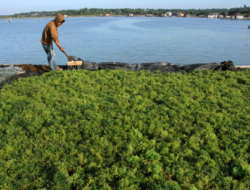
[0,69,250,189]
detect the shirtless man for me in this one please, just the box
[41,13,65,70]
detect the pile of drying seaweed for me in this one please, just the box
[21,64,51,72]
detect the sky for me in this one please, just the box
[0,0,249,15]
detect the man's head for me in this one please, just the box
[56,22,63,27]
[54,13,65,27]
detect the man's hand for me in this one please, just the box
[60,47,64,52]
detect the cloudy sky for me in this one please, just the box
[0,0,249,15]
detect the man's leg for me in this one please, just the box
[42,44,58,70]
[50,47,58,70]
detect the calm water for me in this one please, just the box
[0,17,249,66]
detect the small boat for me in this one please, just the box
[9,19,12,22]
[37,18,40,21]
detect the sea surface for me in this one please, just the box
[0,17,249,66]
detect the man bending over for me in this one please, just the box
[41,13,65,70]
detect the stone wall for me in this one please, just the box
[66,56,237,73]
[0,59,236,73]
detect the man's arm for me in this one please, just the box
[49,24,64,52]
[54,40,64,52]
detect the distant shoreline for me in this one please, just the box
[1,15,250,20]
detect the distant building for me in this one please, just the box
[176,12,185,17]
[146,14,153,17]
[231,13,244,19]
[236,15,244,19]
[236,13,244,19]
[166,12,172,17]
[185,14,191,17]
[31,13,38,17]
[207,13,220,18]
[219,15,224,18]
[160,13,167,17]
[105,14,110,16]
[208,14,213,18]
[64,15,67,17]
[226,15,232,19]
[129,14,133,17]
[180,12,185,17]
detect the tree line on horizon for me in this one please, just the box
[1,6,250,18]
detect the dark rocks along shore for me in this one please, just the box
[0,59,242,90]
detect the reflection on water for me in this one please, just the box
[0,17,249,66]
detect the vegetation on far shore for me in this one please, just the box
[1,5,250,18]
[0,69,250,189]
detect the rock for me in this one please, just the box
[68,56,82,61]
[0,65,26,83]
[82,61,99,71]
[139,62,182,73]
[15,60,236,74]
[67,56,99,71]
[99,62,138,71]
[65,56,231,73]
[179,63,219,72]
[159,65,184,73]
[219,60,235,71]
[97,62,222,73]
